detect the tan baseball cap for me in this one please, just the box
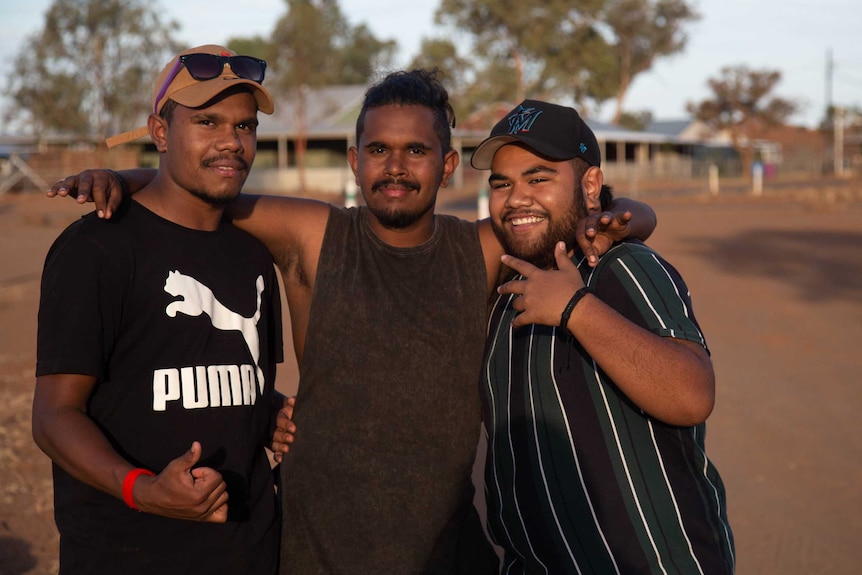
[106,44,274,148]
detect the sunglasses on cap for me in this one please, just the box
[153,53,267,114]
[180,53,267,83]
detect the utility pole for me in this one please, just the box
[825,48,833,117]
[834,107,845,176]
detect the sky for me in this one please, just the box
[1,0,860,129]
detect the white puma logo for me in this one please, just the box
[164,271,266,392]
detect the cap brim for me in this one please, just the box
[170,77,274,115]
[470,134,573,170]
[470,136,517,170]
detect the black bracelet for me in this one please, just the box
[105,169,130,197]
[559,286,590,333]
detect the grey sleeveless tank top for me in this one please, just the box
[280,205,491,574]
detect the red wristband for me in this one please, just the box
[122,468,155,511]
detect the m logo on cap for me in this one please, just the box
[507,105,543,135]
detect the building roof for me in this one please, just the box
[258,85,366,139]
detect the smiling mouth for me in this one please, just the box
[508,214,546,227]
[211,165,243,176]
[203,156,248,174]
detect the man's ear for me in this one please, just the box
[440,149,460,188]
[581,166,604,212]
[347,146,360,185]
[148,114,169,152]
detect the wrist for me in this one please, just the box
[122,468,155,511]
[559,286,590,334]
[105,169,130,197]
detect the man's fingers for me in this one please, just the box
[206,500,229,524]
[47,177,80,199]
[181,441,202,472]
[554,241,576,269]
[500,253,537,278]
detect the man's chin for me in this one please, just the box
[189,187,242,208]
[502,240,556,269]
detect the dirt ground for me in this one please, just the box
[1,178,861,574]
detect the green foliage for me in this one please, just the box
[601,0,699,123]
[434,0,604,106]
[617,109,653,130]
[430,0,698,126]
[3,0,181,139]
[268,0,395,92]
[408,38,478,122]
[226,36,276,62]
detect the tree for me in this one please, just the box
[409,38,479,122]
[600,0,699,124]
[428,0,698,127]
[267,0,396,191]
[618,109,653,131]
[3,0,180,140]
[226,35,276,63]
[687,65,798,178]
[434,0,608,111]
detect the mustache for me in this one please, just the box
[372,178,419,192]
[202,154,249,171]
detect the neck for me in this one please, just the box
[135,184,225,232]
[365,208,436,248]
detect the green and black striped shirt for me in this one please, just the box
[481,241,735,574]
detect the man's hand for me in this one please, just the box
[499,242,586,329]
[47,169,124,219]
[270,396,296,464]
[134,441,229,523]
[576,208,633,267]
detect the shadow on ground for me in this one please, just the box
[682,229,862,304]
[0,535,38,575]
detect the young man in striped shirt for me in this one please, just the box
[472,99,735,574]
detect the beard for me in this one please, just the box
[187,186,240,208]
[491,188,587,270]
[366,177,434,229]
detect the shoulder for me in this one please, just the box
[592,240,688,290]
[236,193,331,225]
[599,240,661,269]
[46,206,133,257]
[436,213,480,236]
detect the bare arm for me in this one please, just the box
[33,373,230,521]
[498,243,714,426]
[46,168,330,266]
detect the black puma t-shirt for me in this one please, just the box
[37,198,283,574]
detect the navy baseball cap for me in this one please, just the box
[470,99,601,169]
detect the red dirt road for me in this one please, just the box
[2,184,861,574]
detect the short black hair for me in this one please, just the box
[599,184,614,210]
[356,69,456,154]
[160,99,178,124]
